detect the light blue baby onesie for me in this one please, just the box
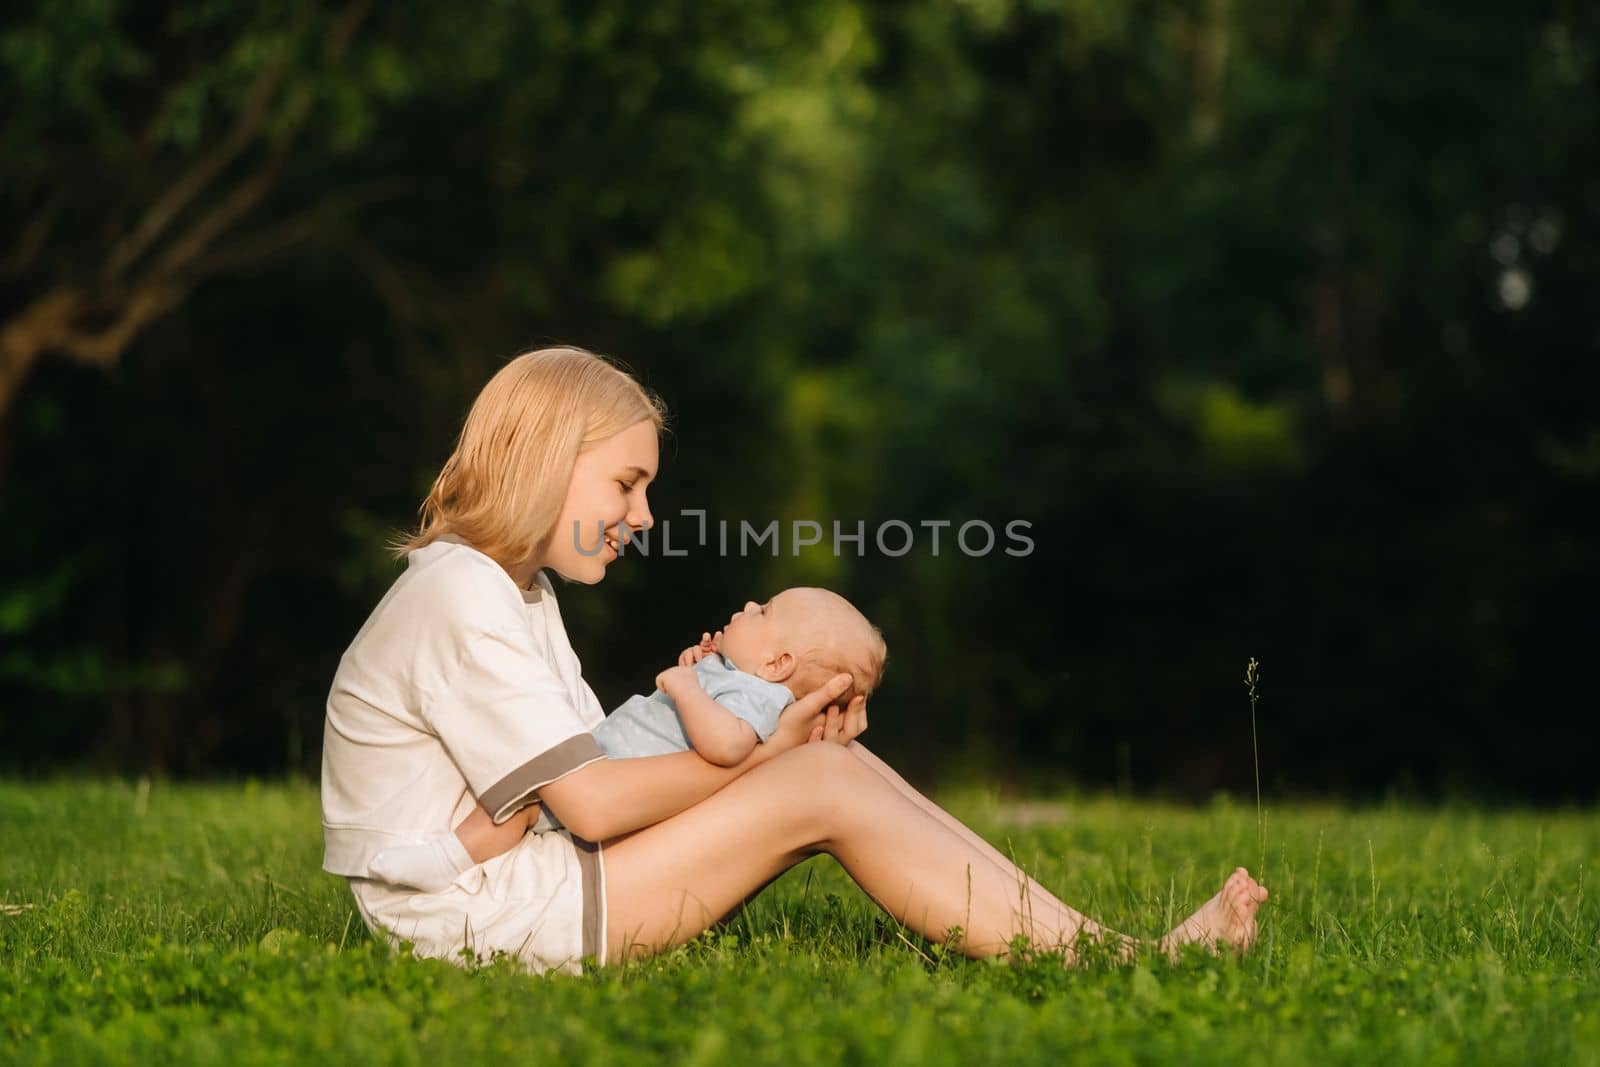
[532,653,793,832]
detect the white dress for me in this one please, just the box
[320,534,609,973]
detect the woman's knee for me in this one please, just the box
[769,740,872,783]
[763,743,883,834]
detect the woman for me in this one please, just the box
[320,346,1268,974]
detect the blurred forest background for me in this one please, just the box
[2,1,1595,801]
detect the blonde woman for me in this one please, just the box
[320,346,1268,974]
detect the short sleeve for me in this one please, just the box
[698,667,794,743]
[424,625,605,823]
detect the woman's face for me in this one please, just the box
[540,419,659,584]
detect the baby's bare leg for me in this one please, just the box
[454,803,537,864]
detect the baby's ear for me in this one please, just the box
[764,651,797,682]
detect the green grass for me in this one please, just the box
[1,780,1596,1065]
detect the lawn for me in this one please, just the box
[1,780,1595,1065]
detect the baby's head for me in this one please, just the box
[713,587,886,703]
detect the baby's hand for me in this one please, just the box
[656,664,701,694]
[677,631,718,667]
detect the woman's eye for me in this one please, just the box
[618,480,636,493]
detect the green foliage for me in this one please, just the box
[1,1,1597,793]
[1,781,1597,1064]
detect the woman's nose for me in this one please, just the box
[627,497,654,531]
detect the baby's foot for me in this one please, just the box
[1161,867,1268,957]
[368,832,475,893]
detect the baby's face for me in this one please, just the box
[713,587,872,693]
[712,590,799,674]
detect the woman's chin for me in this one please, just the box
[577,563,609,584]
[550,558,607,585]
[551,542,619,585]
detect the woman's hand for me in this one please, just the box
[753,673,855,763]
[809,693,868,746]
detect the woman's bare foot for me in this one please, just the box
[1159,867,1269,957]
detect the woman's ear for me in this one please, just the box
[762,651,797,683]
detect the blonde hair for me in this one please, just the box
[392,346,667,568]
[838,625,888,701]
[806,630,887,706]
[793,589,889,702]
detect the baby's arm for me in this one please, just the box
[676,631,719,667]
[656,664,759,766]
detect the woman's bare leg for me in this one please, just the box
[602,743,1082,962]
[843,742,1113,941]
[600,742,1267,965]
[708,742,1111,941]
[843,742,1269,958]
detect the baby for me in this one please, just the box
[370,586,886,891]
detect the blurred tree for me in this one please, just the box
[1,0,1595,797]
[0,0,865,770]
[1,1,382,417]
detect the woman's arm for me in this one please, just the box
[539,672,859,842]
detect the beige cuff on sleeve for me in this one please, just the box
[479,733,606,823]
